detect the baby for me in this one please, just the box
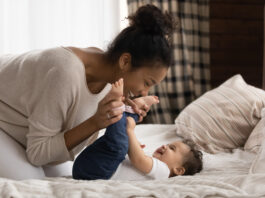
[72,79,203,180]
[114,117,203,180]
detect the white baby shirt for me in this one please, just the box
[111,156,170,180]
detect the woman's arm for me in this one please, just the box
[64,115,99,151]
[126,117,153,174]
[27,80,123,166]
[65,90,124,150]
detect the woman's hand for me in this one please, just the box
[125,96,159,122]
[92,79,125,129]
[92,95,124,130]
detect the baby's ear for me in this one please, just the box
[173,167,185,176]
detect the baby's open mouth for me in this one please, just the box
[128,91,138,99]
[129,91,134,98]
[155,147,164,155]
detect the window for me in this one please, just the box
[0,0,128,54]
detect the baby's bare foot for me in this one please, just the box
[106,78,124,102]
[134,95,159,108]
[143,95,159,106]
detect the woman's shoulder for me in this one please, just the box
[83,47,103,53]
[67,46,103,52]
[40,47,84,66]
[39,47,85,75]
[27,47,85,88]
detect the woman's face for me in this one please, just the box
[122,65,168,98]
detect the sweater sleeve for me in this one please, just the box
[26,61,80,166]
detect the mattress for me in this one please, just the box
[1,124,265,198]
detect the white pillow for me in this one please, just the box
[175,74,265,153]
[244,108,265,153]
[249,140,265,174]
[247,108,265,173]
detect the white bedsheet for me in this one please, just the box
[1,124,265,198]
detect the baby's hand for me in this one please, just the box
[126,117,136,133]
[139,142,146,149]
[125,95,159,122]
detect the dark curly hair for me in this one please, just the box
[176,139,203,176]
[105,4,175,69]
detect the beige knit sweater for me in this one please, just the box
[0,47,111,166]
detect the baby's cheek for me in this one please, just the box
[152,153,158,159]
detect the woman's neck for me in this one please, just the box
[81,47,119,82]
[68,47,119,93]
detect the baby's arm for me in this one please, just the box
[126,117,153,174]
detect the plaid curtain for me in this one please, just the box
[127,0,211,124]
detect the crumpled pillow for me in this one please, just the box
[175,74,265,153]
[246,108,265,174]
[244,108,265,154]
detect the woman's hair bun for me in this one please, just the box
[128,4,175,36]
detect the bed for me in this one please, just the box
[1,74,265,198]
[0,123,265,198]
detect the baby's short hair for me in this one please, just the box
[181,139,203,175]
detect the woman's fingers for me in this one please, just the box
[104,99,124,109]
[107,108,124,119]
[140,110,147,117]
[142,104,150,112]
[94,95,125,129]
[107,113,123,125]
[124,95,159,123]
[124,97,152,122]
[104,100,124,119]
[100,111,123,129]
[139,116,143,122]
[132,98,148,117]
[125,98,141,114]
[98,94,113,106]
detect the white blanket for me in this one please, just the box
[1,124,265,198]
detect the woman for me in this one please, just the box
[0,4,174,180]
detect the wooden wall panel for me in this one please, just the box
[210,0,264,88]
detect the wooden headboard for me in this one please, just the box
[210,0,264,89]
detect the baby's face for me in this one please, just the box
[152,141,191,170]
